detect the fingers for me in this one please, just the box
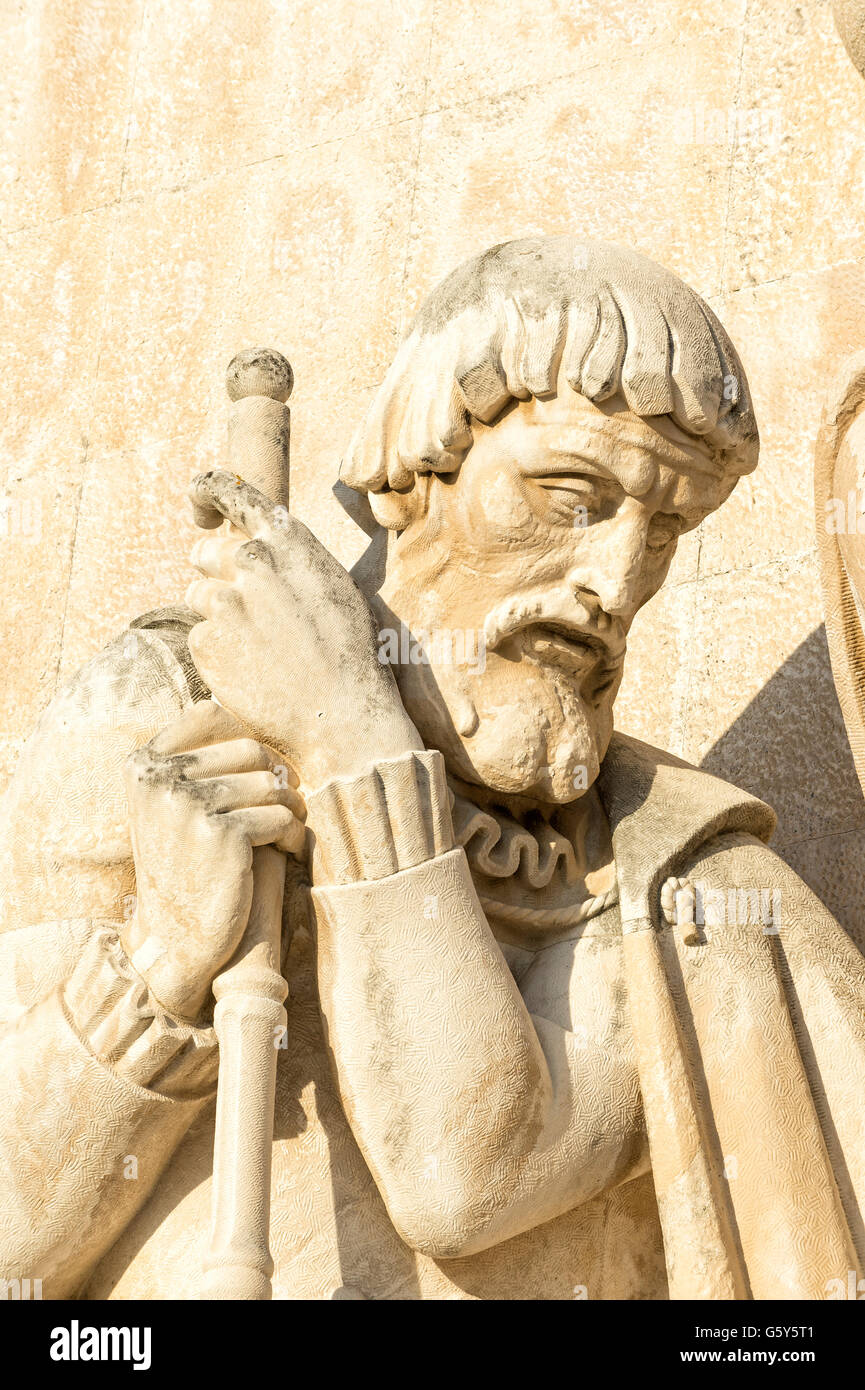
[189,471,294,542]
[165,738,298,786]
[197,771,306,820]
[190,534,240,581]
[185,576,241,621]
[190,534,279,582]
[148,700,248,755]
[226,805,306,856]
[146,703,298,787]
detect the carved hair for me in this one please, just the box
[341,236,759,527]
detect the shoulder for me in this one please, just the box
[57,605,207,728]
[598,730,776,849]
[0,607,207,929]
[599,731,776,840]
[597,731,777,925]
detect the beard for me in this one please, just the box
[394,631,621,805]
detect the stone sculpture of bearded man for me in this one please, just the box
[1,237,864,1301]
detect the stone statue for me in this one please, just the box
[816,354,865,799]
[2,236,865,1302]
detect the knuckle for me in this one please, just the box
[236,539,276,570]
[192,776,227,807]
[204,806,238,841]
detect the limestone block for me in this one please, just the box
[781,824,865,951]
[686,552,865,845]
[0,206,116,784]
[726,0,865,291]
[427,0,747,106]
[402,37,744,331]
[122,0,434,198]
[0,0,141,232]
[703,261,865,578]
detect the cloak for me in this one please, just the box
[1,611,864,1298]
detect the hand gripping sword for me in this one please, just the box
[197,347,293,1301]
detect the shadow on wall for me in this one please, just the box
[700,624,865,947]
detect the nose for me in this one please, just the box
[567,501,648,620]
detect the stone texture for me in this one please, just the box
[686,554,865,844]
[0,204,115,470]
[726,0,865,293]
[613,572,697,757]
[2,3,865,946]
[426,0,747,107]
[122,0,434,199]
[0,204,117,775]
[3,98,865,1302]
[0,462,82,785]
[0,0,142,233]
[702,261,865,578]
[401,38,742,328]
[833,0,865,77]
[781,824,865,952]
[3,1,865,945]
[57,124,419,682]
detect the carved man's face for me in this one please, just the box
[375,388,728,803]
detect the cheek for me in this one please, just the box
[636,546,677,604]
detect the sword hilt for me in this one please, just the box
[193,346,293,528]
[200,345,293,1301]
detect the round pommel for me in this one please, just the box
[192,346,293,531]
[226,347,293,404]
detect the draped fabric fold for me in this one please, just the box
[600,733,865,1299]
[814,352,865,799]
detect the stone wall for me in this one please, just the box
[3,0,865,937]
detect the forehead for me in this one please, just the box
[473,391,724,506]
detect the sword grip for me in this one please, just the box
[200,345,293,1300]
[201,846,287,1300]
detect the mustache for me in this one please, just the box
[482,588,628,669]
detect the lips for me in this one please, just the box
[482,592,627,701]
[520,621,625,702]
[527,624,601,674]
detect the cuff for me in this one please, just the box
[307,749,455,885]
[63,926,218,1101]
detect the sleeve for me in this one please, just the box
[305,750,644,1258]
[0,920,217,1297]
[307,747,455,883]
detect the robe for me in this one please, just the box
[0,609,863,1299]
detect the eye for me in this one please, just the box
[530,476,612,524]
